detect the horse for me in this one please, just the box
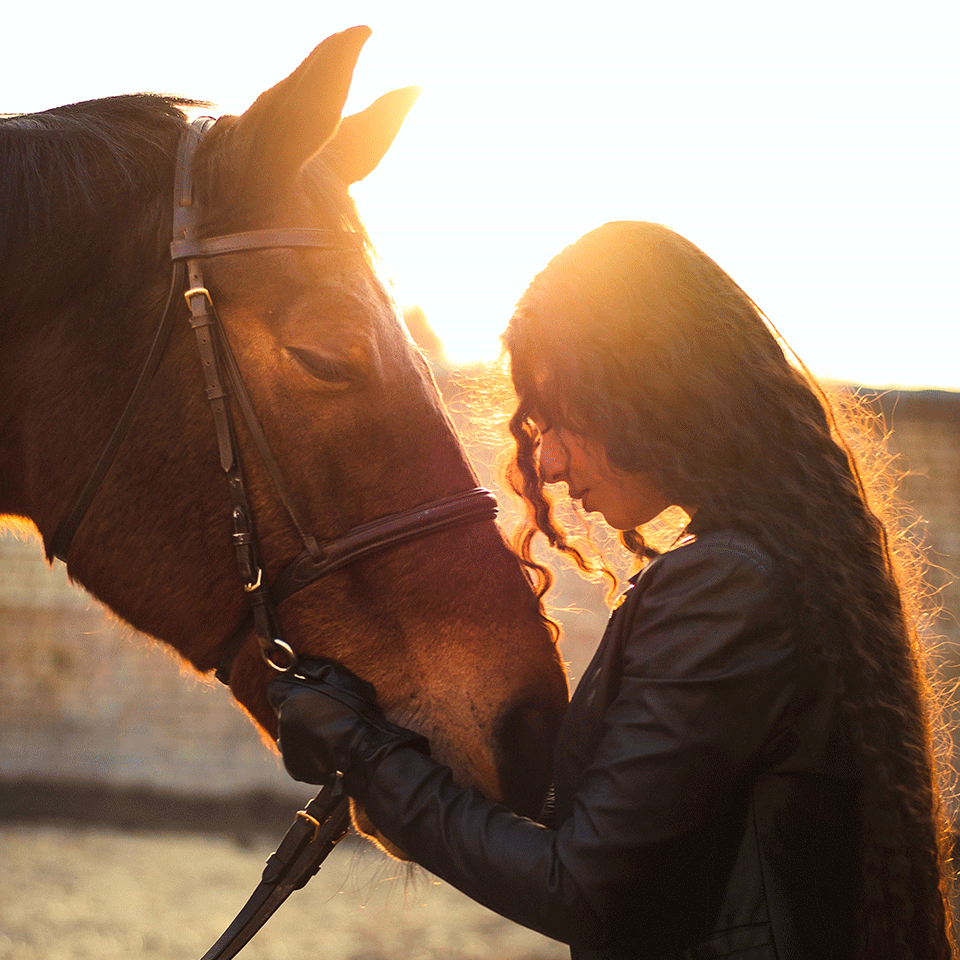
[0,26,568,856]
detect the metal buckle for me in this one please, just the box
[295,809,321,842]
[184,286,213,306]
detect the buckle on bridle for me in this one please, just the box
[295,809,322,843]
[184,285,213,306]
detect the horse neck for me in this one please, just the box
[0,109,178,534]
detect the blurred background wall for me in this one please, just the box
[1,383,957,816]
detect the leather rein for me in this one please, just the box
[48,117,500,959]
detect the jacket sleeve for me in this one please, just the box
[361,538,800,948]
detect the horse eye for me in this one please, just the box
[287,347,354,388]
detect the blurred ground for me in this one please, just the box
[0,823,566,960]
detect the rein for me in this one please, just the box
[48,117,500,958]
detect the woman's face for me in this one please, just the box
[532,417,675,531]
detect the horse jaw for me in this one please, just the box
[224,520,567,860]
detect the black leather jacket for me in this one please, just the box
[363,527,862,959]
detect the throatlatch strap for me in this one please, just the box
[48,259,185,563]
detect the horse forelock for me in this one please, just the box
[299,152,377,259]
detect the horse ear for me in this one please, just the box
[323,86,422,185]
[215,26,372,199]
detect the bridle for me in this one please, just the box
[47,117,501,959]
[49,116,499,685]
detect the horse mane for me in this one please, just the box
[1,94,377,334]
[0,95,206,342]
[0,95,202,251]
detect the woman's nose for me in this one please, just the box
[538,432,567,485]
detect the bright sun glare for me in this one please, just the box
[3,4,956,388]
[342,12,958,389]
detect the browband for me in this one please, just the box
[171,228,363,261]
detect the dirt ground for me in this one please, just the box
[0,824,567,960]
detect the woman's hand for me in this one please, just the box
[267,657,430,797]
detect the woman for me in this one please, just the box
[268,222,957,959]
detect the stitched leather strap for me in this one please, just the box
[48,111,506,960]
[198,781,350,960]
[205,293,322,561]
[214,487,498,684]
[47,259,185,563]
[171,228,362,261]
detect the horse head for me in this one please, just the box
[0,27,568,854]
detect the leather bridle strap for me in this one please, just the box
[271,487,500,605]
[51,115,501,678]
[199,779,351,960]
[166,120,500,683]
[48,115,505,960]
[47,259,186,563]
[172,118,340,672]
[170,227,355,260]
[214,487,499,683]
[192,282,322,563]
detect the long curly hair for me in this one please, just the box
[501,221,956,959]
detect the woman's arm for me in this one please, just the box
[272,536,801,948]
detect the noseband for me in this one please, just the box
[50,117,498,684]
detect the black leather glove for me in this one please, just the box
[267,657,430,798]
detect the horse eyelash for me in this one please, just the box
[287,347,355,385]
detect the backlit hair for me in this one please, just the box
[502,221,956,959]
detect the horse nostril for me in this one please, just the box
[494,700,560,818]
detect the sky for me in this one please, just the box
[4,0,958,390]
